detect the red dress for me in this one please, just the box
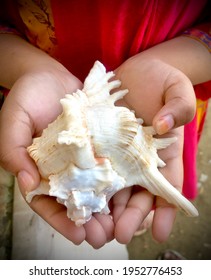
[1,0,211,199]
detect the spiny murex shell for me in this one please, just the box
[26,61,198,226]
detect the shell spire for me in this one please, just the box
[26,60,198,226]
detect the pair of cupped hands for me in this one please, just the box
[0,54,196,249]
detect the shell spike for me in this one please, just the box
[109,89,129,104]
[143,168,198,217]
[137,118,144,125]
[153,137,177,150]
[83,61,106,92]
[143,126,156,135]
[107,79,121,91]
[60,98,71,114]
[106,71,115,81]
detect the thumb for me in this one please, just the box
[153,75,196,135]
[0,100,40,193]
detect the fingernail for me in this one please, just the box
[17,170,36,192]
[155,115,174,135]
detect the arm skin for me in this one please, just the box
[113,36,211,244]
[0,33,210,247]
[0,35,116,248]
[116,36,211,133]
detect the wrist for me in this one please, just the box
[131,36,211,85]
[22,62,82,94]
[0,34,81,91]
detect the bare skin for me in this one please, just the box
[0,34,210,248]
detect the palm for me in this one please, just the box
[0,71,115,248]
[16,73,76,135]
[0,57,194,247]
[22,66,182,245]
[111,58,186,243]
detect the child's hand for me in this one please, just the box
[0,68,115,248]
[111,56,196,243]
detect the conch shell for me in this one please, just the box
[26,61,198,226]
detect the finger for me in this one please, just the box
[152,197,177,242]
[114,190,154,244]
[0,98,40,191]
[28,195,86,245]
[112,187,132,223]
[151,128,182,242]
[0,113,40,190]
[84,214,114,249]
[158,128,184,192]
[153,74,196,135]
[93,213,114,242]
[24,188,113,247]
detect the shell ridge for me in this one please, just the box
[26,60,198,226]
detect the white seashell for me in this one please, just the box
[26,61,198,226]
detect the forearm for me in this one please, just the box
[0,34,70,89]
[132,36,211,85]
